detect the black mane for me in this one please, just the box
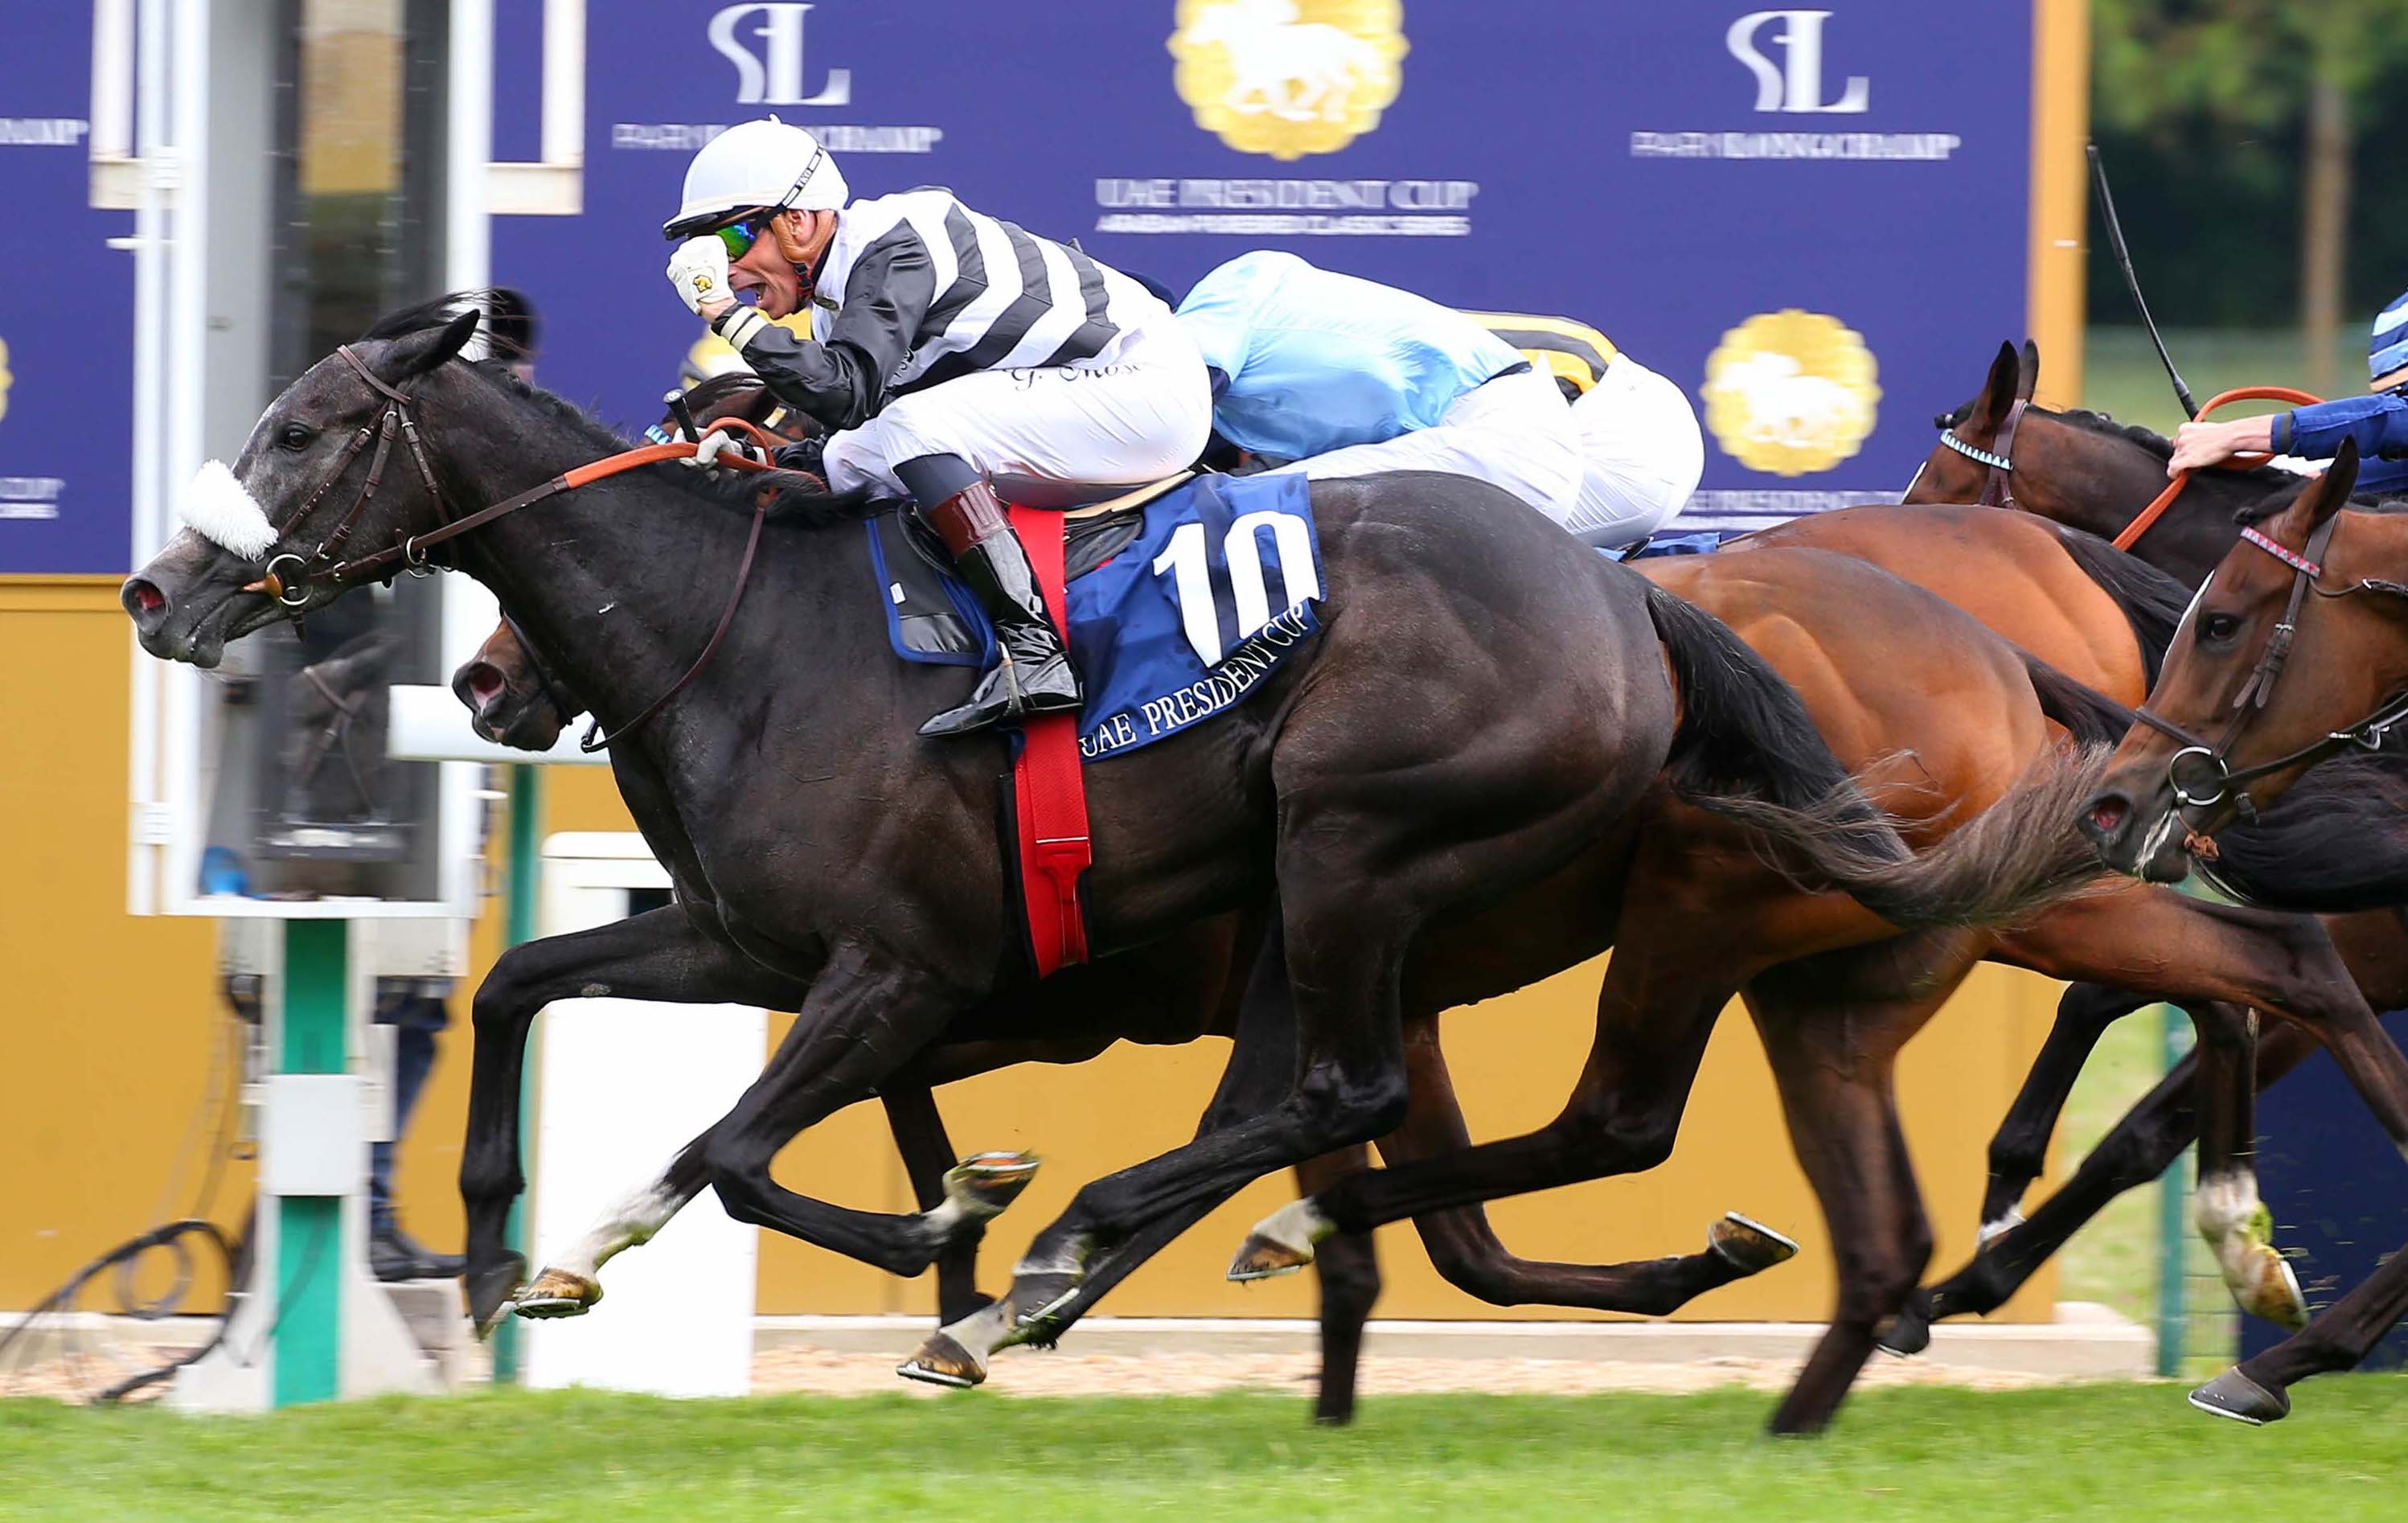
[359,292,867,527]
[2041,406,2307,495]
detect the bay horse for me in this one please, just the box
[2083,444,2408,1420]
[1900,339,2354,589]
[453,533,2402,1434]
[122,303,2036,1400]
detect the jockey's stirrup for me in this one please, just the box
[915,479,1081,737]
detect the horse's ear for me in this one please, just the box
[2283,438,2358,540]
[1971,341,2020,429]
[384,308,482,383]
[2016,339,2040,402]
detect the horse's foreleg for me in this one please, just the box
[1295,1144,1380,1426]
[459,905,802,1329]
[1891,1024,2319,1353]
[1986,890,2408,1328]
[1978,981,2150,1239]
[2195,1223,2408,1424]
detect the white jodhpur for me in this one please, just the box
[1563,355,1705,549]
[1274,367,1586,526]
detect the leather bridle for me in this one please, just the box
[1932,386,2324,554]
[238,343,785,753]
[2128,511,2408,816]
[1936,398,2028,509]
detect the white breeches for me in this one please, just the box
[1274,367,1585,523]
[822,321,1214,498]
[1561,357,1704,548]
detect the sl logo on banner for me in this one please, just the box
[1701,310,1881,477]
[1167,0,1408,162]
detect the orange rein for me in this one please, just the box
[240,416,788,601]
[2111,385,2324,552]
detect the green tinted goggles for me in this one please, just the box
[713,217,769,261]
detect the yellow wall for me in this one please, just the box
[3,585,2059,1323]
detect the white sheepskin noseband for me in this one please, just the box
[179,460,280,559]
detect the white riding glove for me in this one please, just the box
[667,236,733,316]
[679,425,769,474]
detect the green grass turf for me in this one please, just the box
[6,1381,2406,1520]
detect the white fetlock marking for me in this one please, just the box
[548,1176,695,1282]
[1976,1206,2027,1248]
[1250,1197,1335,1257]
[2193,1169,2276,1300]
[941,1299,1016,1367]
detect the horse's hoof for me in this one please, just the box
[508,1267,604,1321]
[2188,1368,2290,1426]
[1875,1293,1934,1358]
[944,1151,1041,1221]
[1709,1212,1799,1275]
[1227,1232,1311,1282]
[2233,1246,2309,1331]
[1010,1271,1083,1333]
[896,1332,987,1389]
[1228,1198,1331,1281]
[464,1252,529,1339]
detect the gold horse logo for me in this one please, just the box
[1701,310,1882,478]
[1168,0,1409,162]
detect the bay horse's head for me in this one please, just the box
[1903,339,2180,531]
[123,307,482,667]
[453,617,583,751]
[2082,442,2408,880]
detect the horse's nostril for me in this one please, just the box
[126,580,166,615]
[2087,798,2128,834]
[466,665,505,707]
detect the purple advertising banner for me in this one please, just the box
[494,1,2031,530]
[1,16,133,574]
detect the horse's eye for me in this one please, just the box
[278,423,314,451]
[2201,612,2242,643]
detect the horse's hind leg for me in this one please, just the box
[1744,959,1941,1436]
[1379,1025,1796,1316]
[459,905,804,1329]
[1978,982,2149,1240]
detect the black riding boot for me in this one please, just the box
[916,479,1081,737]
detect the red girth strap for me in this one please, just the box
[1007,503,1093,977]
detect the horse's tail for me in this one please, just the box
[2050,524,2194,684]
[2020,650,2136,748]
[1644,581,2106,928]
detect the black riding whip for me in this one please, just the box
[2088,142,2201,420]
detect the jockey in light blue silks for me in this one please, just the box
[2170,285,2408,498]
[1174,252,1588,530]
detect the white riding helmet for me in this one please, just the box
[663,117,850,240]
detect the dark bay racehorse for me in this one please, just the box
[2084,446,2408,1421]
[453,529,2398,1434]
[124,304,2040,1394]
